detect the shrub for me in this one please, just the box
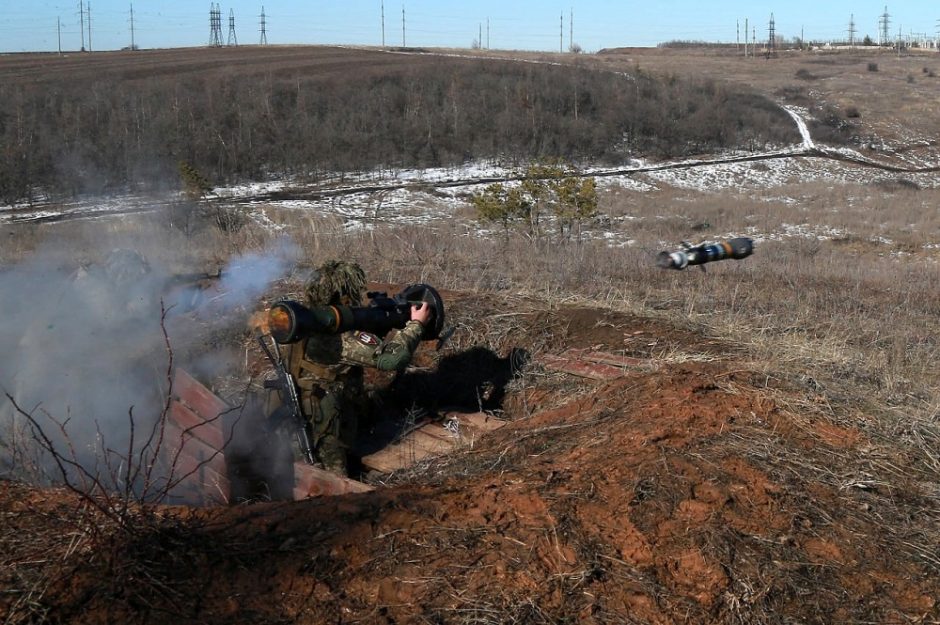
[795,68,817,80]
[867,62,879,72]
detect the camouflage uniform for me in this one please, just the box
[270,261,424,474]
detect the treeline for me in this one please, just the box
[0,55,797,204]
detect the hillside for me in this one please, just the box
[3,289,937,624]
[0,45,797,204]
[2,44,939,625]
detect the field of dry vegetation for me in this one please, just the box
[1,45,939,624]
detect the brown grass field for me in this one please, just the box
[1,45,939,624]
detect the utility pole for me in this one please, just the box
[57,17,62,54]
[260,6,268,45]
[129,3,135,50]
[486,17,489,49]
[570,7,573,51]
[744,18,748,57]
[736,20,740,51]
[767,13,776,57]
[79,0,86,51]
[402,5,405,47]
[559,12,563,53]
[87,3,92,51]
[478,22,482,49]
[227,8,238,46]
[848,14,856,47]
[380,0,385,47]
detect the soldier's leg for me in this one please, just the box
[314,392,347,475]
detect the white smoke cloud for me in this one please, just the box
[0,230,298,497]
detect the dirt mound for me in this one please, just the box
[1,296,937,624]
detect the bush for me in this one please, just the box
[867,62,879,72]
[795,68,817,80]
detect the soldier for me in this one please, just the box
[269,260,430,475]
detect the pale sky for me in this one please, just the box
[2,1,937,54]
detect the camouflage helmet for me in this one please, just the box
[305,260,366,306]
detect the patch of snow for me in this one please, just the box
[782,105,815,149]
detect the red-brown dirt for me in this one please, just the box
[2,290,937,624]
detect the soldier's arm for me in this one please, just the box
[338,323,421,371]
[339,302,429,371]
[373,320,424,371]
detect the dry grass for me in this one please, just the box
[5,199,940,625]
[3,46,940,625]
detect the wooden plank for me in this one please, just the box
[171,451,230,502]
[164,421,227,478]
[360,442,431,473]
[360,422,460,473]
[409,428,457,454]
[173,368,231,422]
[162,429,230,506]
[361,414,508,474]
[577,350,658,371]
[168,478,229,506]
[540,354,627,380]
[293,463,373,499]
[444,412,508,434]
[168,401,225,450]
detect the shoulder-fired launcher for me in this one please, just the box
[268,283,445,344]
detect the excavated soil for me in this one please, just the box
[1,291,938,624]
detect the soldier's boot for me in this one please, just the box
[316,433,348,476]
